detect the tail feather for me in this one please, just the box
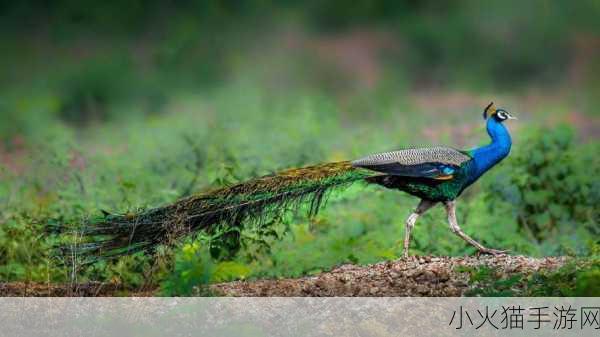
[62,161,377,260]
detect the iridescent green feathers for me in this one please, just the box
[68,161,379,259]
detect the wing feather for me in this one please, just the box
[351,146,470,180]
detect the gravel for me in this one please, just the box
[211,255,567,296]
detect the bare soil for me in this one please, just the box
[0,282,155,297]
[212,255,566,296]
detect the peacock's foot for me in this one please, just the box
[476,248,509,256]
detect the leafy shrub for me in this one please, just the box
[0,210,57,281]
[161,241,250,296]
[463,256,600,297]
[56,56,167,125]
[57,57,134,125]
[486,126,599,248]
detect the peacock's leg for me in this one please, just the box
[443,200,507,255]
[403,199,436,258]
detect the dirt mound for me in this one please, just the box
[0,282,154,297]
[211,255,566,296]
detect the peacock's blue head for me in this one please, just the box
[482,102,517,122]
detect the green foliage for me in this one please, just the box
[56,56,168,125]
[487,126,599,252]
[0,210,56,281]
[458,266,523,297]
[462,258,600,297]
[462,244,600,297]
[574,267,600,296]
[57,58,133,124]
[161,241,250,296]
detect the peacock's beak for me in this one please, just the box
[506,111,517,120]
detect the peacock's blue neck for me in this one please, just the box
[468,118,512,182]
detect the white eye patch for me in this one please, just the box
[497,111,508,120]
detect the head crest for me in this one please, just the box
[483,102,496,119]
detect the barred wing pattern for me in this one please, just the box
[351,146,472,180]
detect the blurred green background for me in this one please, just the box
[0,1,598,295]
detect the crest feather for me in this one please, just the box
[483,102,496,119]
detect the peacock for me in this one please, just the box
[63,102,516,261]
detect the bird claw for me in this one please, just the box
[476,248,509,257]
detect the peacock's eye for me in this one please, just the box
[496,111,508,120]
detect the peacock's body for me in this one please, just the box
[356,146,475,201]
[63,102,516,260]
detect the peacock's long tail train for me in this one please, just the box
[66,161,379,260]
